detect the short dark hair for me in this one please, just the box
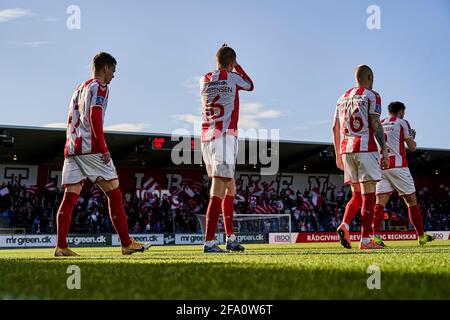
[388,101,406,114]
[216,46,236,68]
[92,52,116,71]
[355,64,373,81]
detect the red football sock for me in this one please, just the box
[408,205,424,236]
[106,188,132,247]
[372,204,385,235]
[56,192,79,249]
[222,195,235,237]
[343,191,362,226]
[361,193,376,238]
[205,196,223,241]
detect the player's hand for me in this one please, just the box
[381,148,389,169]
[336,154,344,171]
[100,151,111,164]
[410,129,416,140]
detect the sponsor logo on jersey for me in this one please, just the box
[205,80,227,87]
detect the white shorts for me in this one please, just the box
[342,152,381,184]
[376,167,416,196]
[62,153,118,187]
[201,134,238,179]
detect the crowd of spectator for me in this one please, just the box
[1,179,449,235]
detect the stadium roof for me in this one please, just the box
[1,125,449,176]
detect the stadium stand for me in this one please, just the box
[0,125,449,235]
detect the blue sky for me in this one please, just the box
[1,0,449,148]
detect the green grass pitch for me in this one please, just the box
[1,241,449,300]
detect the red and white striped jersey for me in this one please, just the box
[64,78,109,157]
[381,116,412,169]
[335,87,382,154]
[200,66,253,142]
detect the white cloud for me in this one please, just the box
[44,123,66,128]
[182,75,201,90]
[21,41,51,48]
[172,114,198,125]
[237,116,261,130]
[240,102,260,113]
[42,17,60,22]
[182,75,203,100]
[5,40,52,48]
[256,109,281,119]
[44,122,151,133]
[239,102,281,129]
[293,119,330,131]
[303,120,330,126]
[172,102,281,130]
[0,8,34,23]
[104,123,150,132]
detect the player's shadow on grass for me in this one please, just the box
[3,243,450,261]
[1,259,450,299]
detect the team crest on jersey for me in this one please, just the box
[96,96,105,105]
[375,103,381,114]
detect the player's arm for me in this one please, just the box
[89,107,109,162]
[233,64,254,91]
[369,92,389,168]
[370,114,389,167]
[371,114,386,148]
[89,84,110,163]
[332,105,344,170]
[403,120,417,152]
[405,137,417,152]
